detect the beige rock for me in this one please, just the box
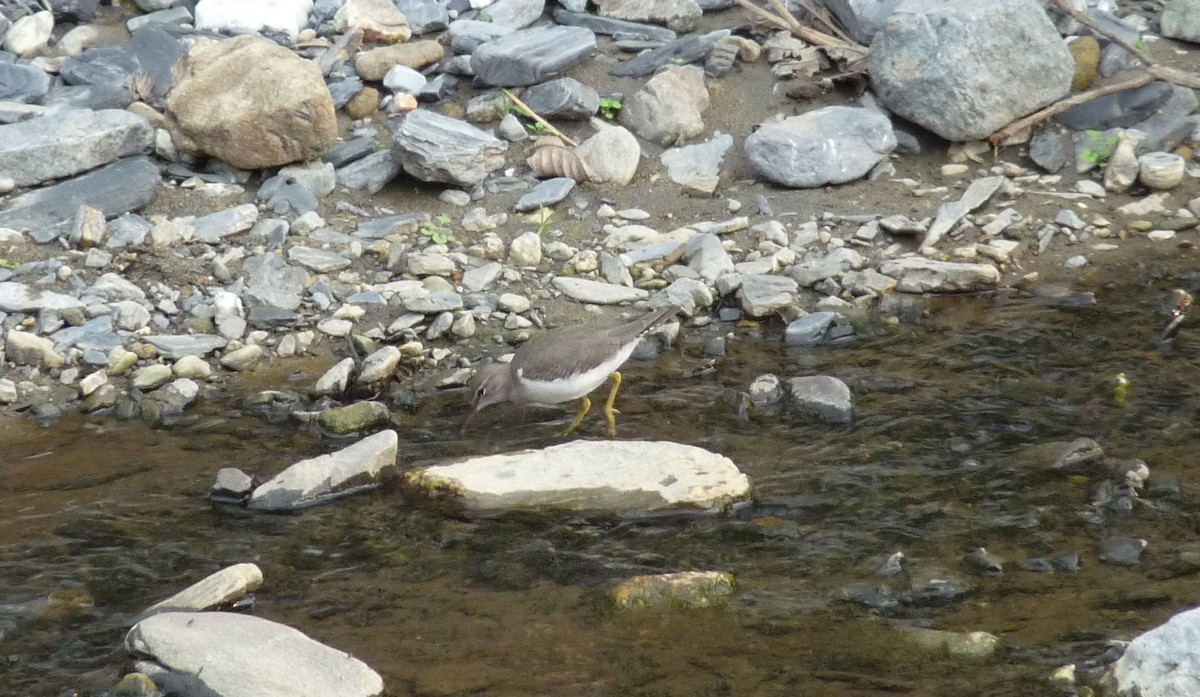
[345,87,380,120]
[165,36,337,169]
[620,65,709,146]
[5,330,64,369]
[333,0,411,43]
[355,41,444,81]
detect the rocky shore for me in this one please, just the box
[3,0,1200,694]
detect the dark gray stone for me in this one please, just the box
[447,19,513,53]
[552,9,677,41]
[1057,81,1173,131]
[784,311,837,346]
[819,0,902,44]
[0,109,152,187]
[129,23,182,99]
[0,62,49,103]
[0,156,160,233]
[394,0,450,34]
[786,375,853,424]
[1028,129,1072,173]
[322,135,377,168]
[514,177,575,211]
[335,150,402,194]
[471,25,596,87]
[42,83,133,110]
[60,45,140,88]
[520,77,599,120]
[327,77,363,108]
[609,29,726,77]
[241,253,308,311]
[391,109,507,186]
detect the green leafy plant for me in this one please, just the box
[1135,38,1148,51]
[1080,129,1119,167]
[525,121,548,133]
[599,96,622,120]
[420,214,456,245]
[0,258,19,269]
[535,205,554,236]
[493,94,513,117]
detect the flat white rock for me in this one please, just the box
[126,611,383,697]
[248,429,398,510]
[404,440,752,514]
[552,276,648,304]
[194,0,314,41]
[140,563,263,619]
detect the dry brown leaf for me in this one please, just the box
[527,143,592,182]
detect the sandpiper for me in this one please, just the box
[464,305,678,435]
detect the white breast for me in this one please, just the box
[513,341,639,405]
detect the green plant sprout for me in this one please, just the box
[1080,129,1119,168]
[535,205,554,235]
[599,97,622,120]
[525,121,548,133]
[0,258,19,269]
[420,214,456,245]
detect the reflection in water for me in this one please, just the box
[5,267,1200,696]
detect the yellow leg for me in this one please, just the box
[602,371,623,436]
[563,396,592,436]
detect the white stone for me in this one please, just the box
[1113,606,1200,697]
[3,11,54,58]
[508,231,543,266]
[79,370,108,397]
[552,276,649,304]
[404,440,752,514]
[249,430,398,510]
[126,612,383,697]
[140,563,263,618]
[194,0,315,42]
[315,357,356,395]
[317,318,354,337]
[357,346,401,383]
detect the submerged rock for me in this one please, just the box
[613,570,737,609]
[403,440,752,515]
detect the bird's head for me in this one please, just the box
[468,362,512,413]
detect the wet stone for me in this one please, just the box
[316,400,392,435]
[125,612,384,697]
[613,571,736,609]
[142,335,228,359]
[249,430,398,511]
[786,375,853,424]
[1099,537,1147,567]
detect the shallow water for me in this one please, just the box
[5,249,1200,696]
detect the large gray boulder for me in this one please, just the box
[868,0,1073,141]
[0,109,151,187]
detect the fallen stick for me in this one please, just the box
[501,88,578,147]
[730,0,866,53]
[1046,0,1152,65]
[989,64,1200,145]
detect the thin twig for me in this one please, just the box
[1046,0,1152,65]
[730,0,867,53]
[988,63,1200,145]
[501,89,578,147]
